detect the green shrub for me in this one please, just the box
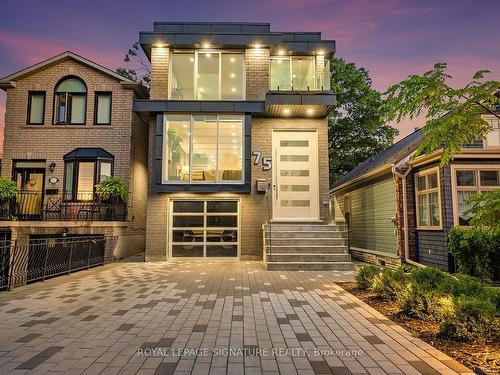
[396,282,453,320]
[448,226,500,280]
[371,268,408,299]
[440,296,499,342]
[96,177,127,202]
[355,265,380,290]
[411,267,448,292]
[0,177,17,200]
[438,274,487,298]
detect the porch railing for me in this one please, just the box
[0,191,127,221]
[1,235,117,291]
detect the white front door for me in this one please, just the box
[272,130,319,221]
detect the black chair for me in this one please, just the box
[44,197,62,220]
[77,198,103,221]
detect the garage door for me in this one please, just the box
[169,200,239,258]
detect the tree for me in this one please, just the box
[328,58,397,186]
[382,63,500,165]
[116,42,151,88]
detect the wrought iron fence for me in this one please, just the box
[0,191,127,221]
[0,236,117,291]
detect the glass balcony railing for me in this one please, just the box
[270,56,330,91]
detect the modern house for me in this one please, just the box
[134,22,353,269]
[330,121,500,271]
[0,52,149,259]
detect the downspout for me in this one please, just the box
[391,158,426,268]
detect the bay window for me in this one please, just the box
[415,168,441,229]
[453,166,500,225]
[163,115,244,183]
[170,51,245,100]
[270,55,330,91]
[63,148,114,201]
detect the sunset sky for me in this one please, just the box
[1,0,499,153]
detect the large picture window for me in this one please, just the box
[170,51,245,100]
[453,166,500,225]
[162,114,243,184]
[415,167,441,229]
[53,77,87,125]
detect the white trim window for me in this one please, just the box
[162,114,244,184]
[169,50,245,100]
[415,167,442,229]
[484,116,500,149]
[452,166,500,226]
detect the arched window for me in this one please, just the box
[53,76,87,124]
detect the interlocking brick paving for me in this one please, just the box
[0,255,473,374]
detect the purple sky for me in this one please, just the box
[1,0,499,152]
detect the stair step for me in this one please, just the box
[267,254,351,262]
[264,238,347,246]
[264,231,347,238]
[266,262,354,271]
[263,224,347,231]
[264,245,347,254]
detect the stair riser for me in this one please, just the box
[267,254,351,262]
[264,225,347,232]
[267,263,354,271]
[264,238,347,246]
[264,232,346,239]
[265,247,347,254]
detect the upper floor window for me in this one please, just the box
[415,167,441,229]
[485,117,500,148]
[27,91,45,125]
[94,92,112,125]
[270,55,330,91]
[170,51,245,100]
[54,77,87,125]
[453,166,499,226]
[162,114,244,183]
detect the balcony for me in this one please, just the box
[270,55,330,91]
[0,191,127,221]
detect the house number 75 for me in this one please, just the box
[252,151,272,171]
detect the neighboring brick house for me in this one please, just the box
[0,51,149,259]
[330,124,500,271]
[134,22,353,269]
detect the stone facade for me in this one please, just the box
[0,56,148,258]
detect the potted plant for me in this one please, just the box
[0,177,18,220]
[95,177,128,220]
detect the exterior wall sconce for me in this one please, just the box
[49,162,56,172]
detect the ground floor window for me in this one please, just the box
[452,165,500,225]
[170,199,239,258]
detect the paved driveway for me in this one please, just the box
[0,255,472,375]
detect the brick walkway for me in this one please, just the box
[0,255,472,375]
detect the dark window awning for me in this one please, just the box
[64,148,114,161]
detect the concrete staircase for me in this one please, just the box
[263,223,354,271]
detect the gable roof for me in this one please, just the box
[331,129,425,191]
[0,51,138,89]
